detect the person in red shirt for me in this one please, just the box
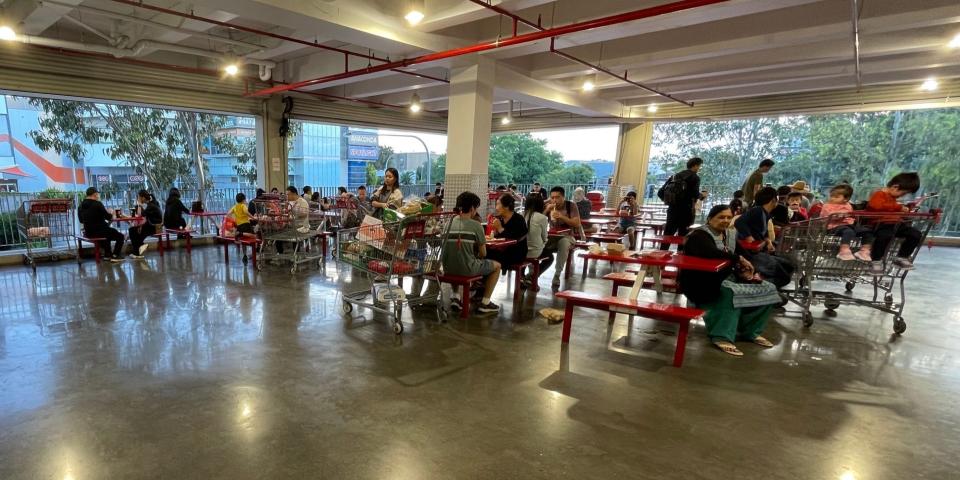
[866,172,922,270]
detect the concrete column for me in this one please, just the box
[608,122,654,207]
[444,54,495,203]
[258,97,289,190]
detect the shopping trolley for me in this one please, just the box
[777,205,941,334]
[17,198,77,271]
[255,199,325,274]
[336,212,455,334]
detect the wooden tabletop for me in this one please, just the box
[580,251,729,272]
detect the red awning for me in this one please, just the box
[0,165,33,177]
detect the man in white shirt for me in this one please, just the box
[287,186,311,230]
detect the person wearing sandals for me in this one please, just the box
[680,205,780,356]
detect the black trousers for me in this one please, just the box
[129,224,158,251]
[871,223,922,261]
[661,205,695,250]
[88,227,124,258]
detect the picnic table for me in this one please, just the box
[192,211,227,236]
[548,227,571,236]
[579,250,728,294]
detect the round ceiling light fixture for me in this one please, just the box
[920,78,938,91]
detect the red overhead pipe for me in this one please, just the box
[246,0,728,97]
[106,0,448,84]
[469,0,692,107]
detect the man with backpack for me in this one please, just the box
[658,157,706,249]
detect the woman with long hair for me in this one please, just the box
[371,167,403,219]
[129,189,162,259]
[163,187,190,230]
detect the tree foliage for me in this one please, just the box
[27,98,245,191]
[488,133,564,184]
[650,108,960,234]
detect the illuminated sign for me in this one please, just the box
[347,132,378,147]
[96,175,111,183]
[348,145,379,160]
[128,175,145,183]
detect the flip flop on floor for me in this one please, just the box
[752,336,774,348]
[713,341,743,357]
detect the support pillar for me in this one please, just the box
[258,97,289,191]
[444,55,496,203]
[608,122,654,207]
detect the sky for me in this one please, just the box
[377,126,620,162]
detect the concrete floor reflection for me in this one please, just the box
[0,247,958,478]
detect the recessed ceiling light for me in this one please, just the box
[948,33,960,49]
[500,116,511,125]
[224,64,239,76]
[920,78,938,91]
[582,80,595,92]
[405,10,424,25]
[647,104,659,113]
[409,92,422,113]
[0,26,16,41]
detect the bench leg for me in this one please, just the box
[582,254,588,280]
[223,241,229,263]
[186,235,192,254]
[460,284,470,318]
[158,235,164,257]
[565,249,573,279]
[561,302,575,343]
[93,242,101,264]
[673,321,690,367]
[531,262,541,292]
[513,268,522,302]
[609,283,619,323]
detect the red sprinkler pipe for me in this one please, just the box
[469,0,692,107]
[246,0,729,97]
[106,0,447,84]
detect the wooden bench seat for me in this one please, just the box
[438,273,483,318]
[160,227,195,255]
[217,235,262,266]
[75,235,107,264]
[555,290,704,367]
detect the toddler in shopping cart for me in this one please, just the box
[821,184,873,261]
[865,172,923,270]
[227,193,257,239]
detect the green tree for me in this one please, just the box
[399,170,416,186]
[376,145,395,170]
[27,98,239,191]
[543,163,595,185]
[365,163,378,187]
[488,133,564,184]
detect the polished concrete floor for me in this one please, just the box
[0,245,958,479]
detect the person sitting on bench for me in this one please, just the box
[680,205,780,357]
[522,193,550,288]
[163,187,191,231]
[486,193,528,272]
[128,189,162,259]
[441,192,501,314]
[78,186,124,263]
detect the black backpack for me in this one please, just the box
[657,170,692,205]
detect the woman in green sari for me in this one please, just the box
[680,205,781,356]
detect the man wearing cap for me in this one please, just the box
[77,187,125,262]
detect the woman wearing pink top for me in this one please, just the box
[821,185,873,261]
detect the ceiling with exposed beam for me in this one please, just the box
[1,0,958,124]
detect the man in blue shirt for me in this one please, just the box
[735,186,779,251]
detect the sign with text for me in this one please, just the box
[347,132,379,147]
[96,175,111,183]
[348,145,379,160]
[128,175,145,183]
